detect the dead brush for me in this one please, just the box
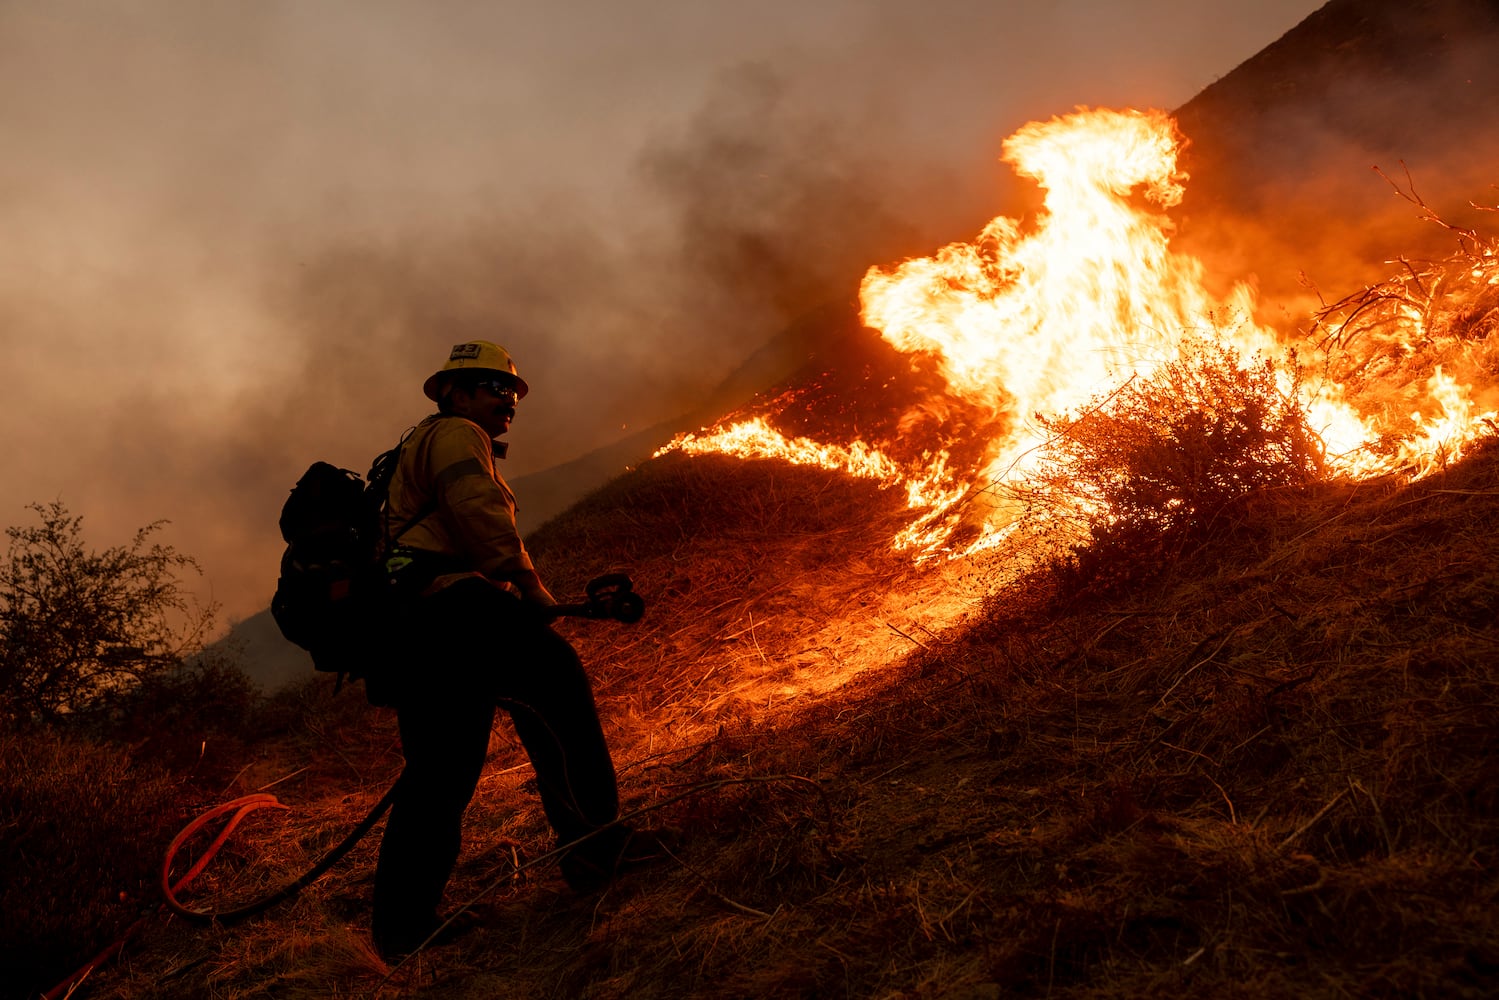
[74,442,1499,1000]
[1305,176,1499,456]
[1022,341,1325,599]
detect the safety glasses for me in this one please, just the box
[475,381,519,405]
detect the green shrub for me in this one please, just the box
[0,501,217,723]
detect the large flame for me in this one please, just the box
[657,106,1498,562]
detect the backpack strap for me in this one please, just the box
[373,416,462,555]
[386,495,439,549]
[371,424,427,551]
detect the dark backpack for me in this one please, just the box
[270,440,415,685]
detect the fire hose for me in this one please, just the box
[160,785,398,926]
[163,576,643,920]
[168,574,644,924]
[45,575,645,997]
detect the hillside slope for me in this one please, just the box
[54,1,1499,997]
[90,432,1499,999]
[1173,0,1499,308]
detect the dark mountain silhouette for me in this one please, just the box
[1173,0,1499,307]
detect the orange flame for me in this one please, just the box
[666,417,903,483]
[658,106,1498,561]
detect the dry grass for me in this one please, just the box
[38,237,1499,998]
[530,452,946,737]
[64,432,1499,1000]
[0,730,186,1000]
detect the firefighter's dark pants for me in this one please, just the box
[371,578,620,950]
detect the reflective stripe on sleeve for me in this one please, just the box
[434,456,490,491]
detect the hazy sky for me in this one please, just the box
[0,0,1319,625]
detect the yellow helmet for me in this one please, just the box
[422,340,530,402]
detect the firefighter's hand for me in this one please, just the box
[513,571,557,607]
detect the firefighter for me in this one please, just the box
[369,340,652,959]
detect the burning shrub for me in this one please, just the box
[1029,342,1325,591]
[1308,229,1499,474]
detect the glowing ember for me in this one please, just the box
[657,106,1499,562]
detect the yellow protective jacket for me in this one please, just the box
[383,414,549,600]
